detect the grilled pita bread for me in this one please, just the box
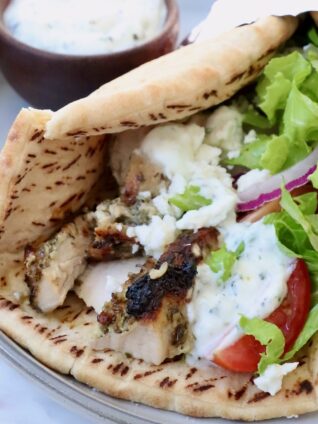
[0,108,108,252]
[2,14,318,422]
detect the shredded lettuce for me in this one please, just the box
[226,136,266,169]
[301,71,318,102]
[229,49,318,175]
[169,185,212,212]
[280,187,318,251]
[257,52,312,121]
[263,51,312,87]
[243,106,272,129]
[256,73,291,122]
[227,134,289,174]
[240,316,285,374]
[309,167,318,188]
[305,45,318,72]
[283,83,318,144]
[265,188,318,348]
[283,304,318,362]
[206,242,244,283]
[259,135,289,174]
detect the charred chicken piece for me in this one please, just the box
[109,129,167,205]
[96,228,219,365]
[89,227,140,261]
[88,197,157,261]
[25,216,92,313]
[121,152,167,206]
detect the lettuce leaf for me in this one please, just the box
[283,304,318,362]
[257,52,312,121]
[309,167,318,189]
[169,185,212,212]
[227,135,289,174]
[243,106,273,129]
[305,45,318,71]
[257,73,291,122]
[240,316,285,374]
[295,192,318,214]
[280,187,318,251]
[225,136,266,170]
[228,50,318,175]
[265,189,318,304]
[301,71,318,102]
[259,135,289,174]
[263,51,312,86]
[283,83,318,144]
[206,242,244,283]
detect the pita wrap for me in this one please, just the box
[1,14,318,423]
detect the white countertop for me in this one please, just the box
[0,1,212,423]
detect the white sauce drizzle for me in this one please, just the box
[187,221,296,361]
[4,0,166,55]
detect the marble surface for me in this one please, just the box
[0,1,212,423]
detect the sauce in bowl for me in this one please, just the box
[3,0,167,55]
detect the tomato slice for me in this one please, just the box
[213,260,311,373]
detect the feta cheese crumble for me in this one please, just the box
[139,122,238,234]
[127,215,177,259]
[254,363,299,395]
[205,106,244,153]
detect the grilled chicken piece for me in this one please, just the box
[89,197,157,261]
[96,228,219,365]
[25,216,92,313]
[110,128,150,186]
[110,129,167,205]
[121,152,167,205]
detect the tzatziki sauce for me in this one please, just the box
[187,221,296,362]
[4,0,167,55]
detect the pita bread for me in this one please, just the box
[311,12,318,26]
[45,16,297,140]
[0,108,107,252]
[1,14,318,422]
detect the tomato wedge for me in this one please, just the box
[213,260,311,373]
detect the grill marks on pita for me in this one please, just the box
[0,109,107,253]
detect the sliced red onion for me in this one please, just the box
[237,147,318,212]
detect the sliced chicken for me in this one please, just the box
[96,228,219,365]
[109,129,167,205]
[95,297,192,365]
[25,216,92,313]
[109,128,150,186]
[121,151,167,205]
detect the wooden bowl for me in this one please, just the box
[0,0,179,110]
